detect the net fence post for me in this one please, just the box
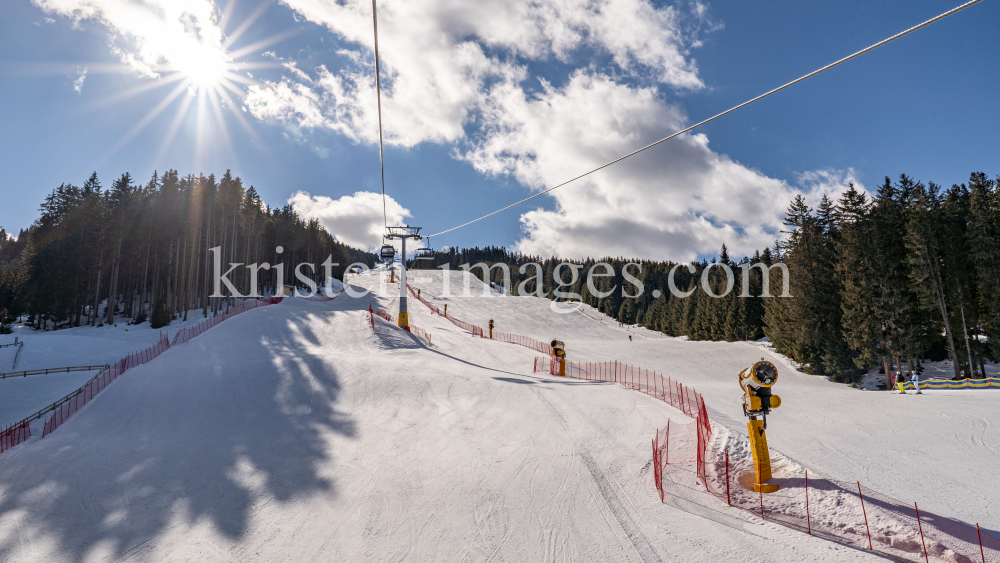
[977,523,985,563]
[916,503,929,563]
[858,482,872,550]
[665,419,670,465]
[805,470,811,535]
[725,448,731,505]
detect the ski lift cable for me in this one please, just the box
[372,0,388,229]
[426,0,985,239]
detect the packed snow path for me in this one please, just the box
[0,270,960,561]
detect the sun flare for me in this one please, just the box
[168,40,232,89]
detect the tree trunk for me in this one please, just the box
[961,305,974,379]
[92,250,104,326]
[928,252,960,379]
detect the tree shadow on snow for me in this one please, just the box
[0,299,359,562]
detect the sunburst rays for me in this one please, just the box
[24,1,297,170]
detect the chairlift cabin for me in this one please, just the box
[379,244,396,263]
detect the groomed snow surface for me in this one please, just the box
[0,270,997,562]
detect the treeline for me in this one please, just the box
[0,170,376,331]
[411,244,777,342]
[768,173,998,382]
[416,171,1000,382]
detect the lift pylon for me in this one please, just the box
[385,226,422,330]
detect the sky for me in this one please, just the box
[0,0,997,262]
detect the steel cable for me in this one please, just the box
[426,0,985,238]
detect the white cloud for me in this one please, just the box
[44,0,853,261]
[794,168,867,209]
[464,73,866,261]
[33,0,228,79]
[468,71,795,261]
[288,190,411,252]
[72,66,87,93]
[249,0,711,147]
[253,0,805,262]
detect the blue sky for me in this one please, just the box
[1,0,997,261]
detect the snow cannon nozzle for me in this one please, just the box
[550,340,566,377]
[550,339,565,358]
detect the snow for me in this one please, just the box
[0,269,996,561]
[0,369,103,427]
[1,307,215,373]
[0,305,257,430]
[400,271,1000,528]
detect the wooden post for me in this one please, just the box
[916,503,928,563]
[759,487,764,519]
[858,482,872,550]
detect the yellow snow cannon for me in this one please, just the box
[551,340,566,377]
[739,359,781,493]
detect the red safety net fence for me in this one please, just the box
[532,356,711,501]
[370,299,433,345]
[650,402,1000,562]
[408,286,485,337]
[172,296,283,346]
[407,286,440,314]
[0,296,286,456]
[409,286,552,350]
[656,437,1000,563]
[492,331,552,354]
[0,421,30,454]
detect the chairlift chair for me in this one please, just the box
[379,244,396,263]
[414,247,435,260]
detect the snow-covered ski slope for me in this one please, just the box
[0,270,990,562]
[404,271,1000,529]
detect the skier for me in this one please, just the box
[628,335,632,341]
[911,371,922,394]
[895,371,907,394]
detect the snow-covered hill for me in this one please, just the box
[407,270,1000,530]
[0,270,995,561]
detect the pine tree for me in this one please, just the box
[968,173,1000,360]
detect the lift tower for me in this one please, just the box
[385,226,422,330]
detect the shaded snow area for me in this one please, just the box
[0,270,996,561]
[0,369,104,427]
[0,304,263,431]
[0,307,224,373]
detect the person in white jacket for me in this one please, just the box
[911,371,922,394]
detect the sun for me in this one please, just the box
[169,40,232,90]
[91,11,294,165]
[179,54,229,89]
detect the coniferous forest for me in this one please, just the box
[3,170,998,383]
[0,170,376,332]
[414,172,1000,383]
